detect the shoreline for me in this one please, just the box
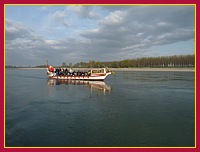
[10,67,195,72]
[110,68,195,72]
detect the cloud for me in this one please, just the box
[6,19,90,65]
[67,6,102,19]
[81,6,194,58]
[51,6,101,28]
[6,19,33,40]
[101,10,126,25]
[6,6,195,66]
[52,10,69,27]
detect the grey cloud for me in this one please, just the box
[51,6,101,29]
[52,10,69,27]
[6,6,194,66]
[81,6,194,54]
[68,6,102,19]
[6,23,91,66]
[6,19,33,40]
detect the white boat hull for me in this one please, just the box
[47,71,112,81]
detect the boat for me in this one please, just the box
[46,65,113,81]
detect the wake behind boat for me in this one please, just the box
[46,64,113,81]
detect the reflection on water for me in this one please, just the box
[47,78,112,95]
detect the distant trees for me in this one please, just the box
[35,64,47,68]
[5,65,17,68]
[72,54,195,68]
[61,62,67,67]
[6,54,194,69]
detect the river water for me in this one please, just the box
[5,69,195,147]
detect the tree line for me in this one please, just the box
[5,54,195,68]
[73,54,194,68]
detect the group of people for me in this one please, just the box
[48,65,90,76]
[55,68,90,76]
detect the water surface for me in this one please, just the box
[5,69,195,147]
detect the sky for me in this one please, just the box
[5,5,195,66]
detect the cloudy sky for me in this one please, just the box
[6,5,195,66]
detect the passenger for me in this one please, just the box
[48,65,54,72]
[61,69,64,75]
[55,68,59,76]
[69,68,73,73]
[58,68,62,75]
[88,70,91,76]
[77,70,81,76]
[64,68,68,75]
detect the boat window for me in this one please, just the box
[91,69,104,73]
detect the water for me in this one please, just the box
[5,69,195,147]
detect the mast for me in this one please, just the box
[46,59,49,68]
